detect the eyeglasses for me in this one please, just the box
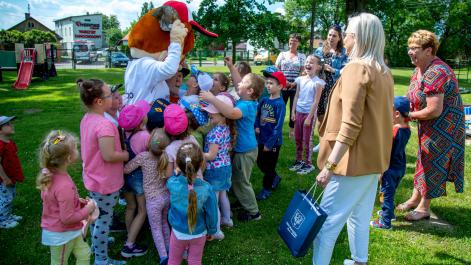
[407,46,422,52]
[342,32,355,38]
[101,93,112,99]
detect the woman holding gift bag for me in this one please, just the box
[313,13,394,265]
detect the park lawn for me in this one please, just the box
[0,68,469,265]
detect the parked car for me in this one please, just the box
[110,52,129,67]
[254,50,277,65]
[96,48,110,58]
[73,41,98,63]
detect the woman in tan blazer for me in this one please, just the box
[312,13,394,265]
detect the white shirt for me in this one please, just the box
[123,42,182,105]
[295,75,326,114]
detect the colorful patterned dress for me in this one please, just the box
[407,58,465,199]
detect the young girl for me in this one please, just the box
[38,130,96,265]
[289,55,325,175]
[124,128,171,264]
[78,78,129,265]
[167,143,218,265]
[202,95,236,239]
[118,100,151,257]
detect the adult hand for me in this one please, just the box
[316,168,333,188]
[224,57,233,67]
[324,64,334,73]
[200,90,216,103]
[304,116,312,127]
[170,20,188,46]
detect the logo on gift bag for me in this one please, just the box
[291,209,305,230]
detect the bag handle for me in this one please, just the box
[302,182,325,210]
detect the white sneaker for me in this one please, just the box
[297,164,315,175]
[0,219,19,229]
[343,259,355,265]
[221,218,234,228]
[9,214,22,222]
[313,144,320,153]
[209,231,225,241]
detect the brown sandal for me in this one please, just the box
[404,210,430,221]
[396,202,418,212]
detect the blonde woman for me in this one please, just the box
[313,13,394,265]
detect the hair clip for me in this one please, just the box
[187,184,194,191]
[52,131,65,145]
[185,156,192,163]
[151,139,160,146]
[41,168,52,177]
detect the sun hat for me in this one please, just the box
[262,70,287,89]
[0,116,16,127]
[190,65,213,92]
[202,94,234,114]
[180,98,209,126]
[147,98,170,131]
[118,100,151,130]
[164,104,188,135]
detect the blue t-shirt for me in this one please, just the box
[235,100,258,152]
[255,96,286,149]
[386,126,411,177]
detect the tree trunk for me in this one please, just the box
[232,40,237,63]
[346,0,368,18]
[309,0,317,54]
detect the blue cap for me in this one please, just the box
[394,96,410,116]
[147,98,170,131]
[179,98,209,126]
[262,65,278,74]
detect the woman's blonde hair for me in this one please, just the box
[407,30,439,56]
[176,143,204,233]
[148,128,170,179]
[346,13,389,73]
[36,130,77,191]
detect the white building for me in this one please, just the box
[54,13,103,50]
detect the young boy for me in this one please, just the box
[255,70,287,200]
[370,96,411,230]
[0,116,24,229]
[200,73,265,221]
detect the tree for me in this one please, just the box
[194,0,289,62]
[102,14,122,47]
[102,14,120,32]
[140,1,155,18]
[23,30,56,47]
[106,27,123,47]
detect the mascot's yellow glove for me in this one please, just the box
[170,20,188,47]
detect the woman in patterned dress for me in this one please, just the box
[313,25,348,152]
[398,30,465,221]
[275,33,306,138]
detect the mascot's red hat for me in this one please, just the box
[128,0,217,56]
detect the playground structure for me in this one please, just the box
[0,43,57,89]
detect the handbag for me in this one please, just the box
[277,183,327,257]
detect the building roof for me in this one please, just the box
[8,15,63,40]
[54,13,102,23]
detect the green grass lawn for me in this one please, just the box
[0,67,470,265]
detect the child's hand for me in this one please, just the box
[2,177,12,186]
[85,199,96,215]
[263,146,270,152]
[200,90,215,102]
[255,128,260,134]
[224,57,233,67]
[304,116,312,127]
[291,111,296,121]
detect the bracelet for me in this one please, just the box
[324,160,337,171]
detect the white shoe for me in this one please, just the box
[9,214,22,222]
[343,259,355,265]
[221,218,234,228]
[297,164,315,175]
[209,231,225,241]
[313,144,320,153]
[0,219,19,229]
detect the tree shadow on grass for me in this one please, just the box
[421,251,471,265]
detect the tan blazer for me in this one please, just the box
[317,61,394,176]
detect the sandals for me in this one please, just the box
[404,210,430,221]
[395,202,418,212]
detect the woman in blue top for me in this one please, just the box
[167,143,218,265]
[313,25,348,152]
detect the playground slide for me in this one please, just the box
[13,48,35,90]
[13,61,34,89]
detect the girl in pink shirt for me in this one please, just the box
[78,78,129,265]
[38,130,96,265]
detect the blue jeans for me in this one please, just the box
[380,170,404,226]
[0,183,16,223]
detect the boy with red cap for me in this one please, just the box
[255,70,287,200]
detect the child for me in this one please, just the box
[0,116,24,229]
[210,73,235,103]
[78,78,129,265]
[200,73,265,221]
[255,71,287,200]
[371,96,411,230]
[164,104,201,179]
[167,143,218,265]
[124,128,171,265]
[289,55,325,175]
[202,94,236,237]
[182,67,213,105]
[223,57,252,101]
[118,100,152,257]
[38,130,96,265]
[104,84,124,126]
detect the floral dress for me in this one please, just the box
[407,58,465,199]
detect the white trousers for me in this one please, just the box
[313,174,379,265]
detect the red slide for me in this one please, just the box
[13,48,36,90]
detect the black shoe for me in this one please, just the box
[237,211,261,222]
[121,244,148,258]
[271,175,281,190]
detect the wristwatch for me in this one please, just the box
[324,160,337,171]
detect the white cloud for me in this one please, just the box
[274,7,285,16]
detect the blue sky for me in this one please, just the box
[0,0,285,31]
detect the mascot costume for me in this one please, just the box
[123,1,218,105]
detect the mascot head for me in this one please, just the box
[128,0,218,60]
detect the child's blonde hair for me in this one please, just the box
[36,130,77,191]
[176,143,204,233]
[148,128,170,179]
[306,54,325,79]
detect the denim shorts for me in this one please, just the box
[123,169,144,195]
[204,165,232,191]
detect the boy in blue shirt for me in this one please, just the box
[371,96,411,230]
[200,73,265,221]
[255,70,287,200]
